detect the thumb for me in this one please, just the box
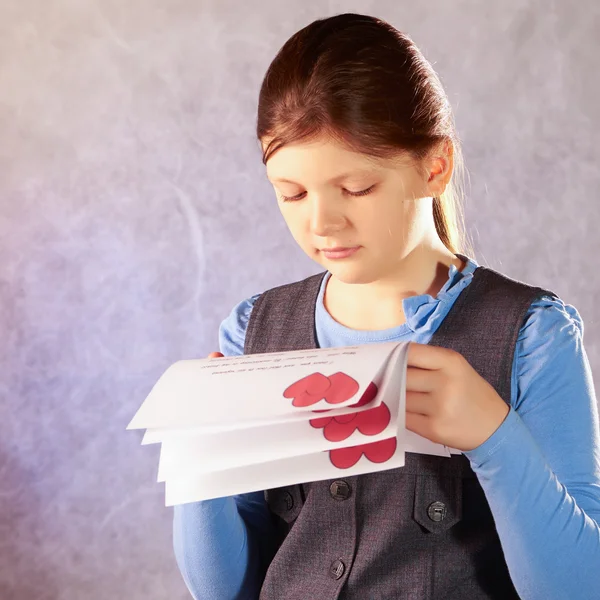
[207,351,224,359]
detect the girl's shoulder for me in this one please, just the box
[522,292,584,337]
[473,258,585,343]
[515,292,586,381]
[217,272,327,356]
[218,294,261,356]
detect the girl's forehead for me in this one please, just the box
[267,159,382,187]
[264,141,415,183]
[263,134,414,161]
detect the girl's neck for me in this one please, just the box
[323,247,465,332]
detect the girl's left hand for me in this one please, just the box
[405,342,510,452]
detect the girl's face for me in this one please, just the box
[264,135,447,285]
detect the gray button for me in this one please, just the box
[329,559,345,580]
[427,501,447,522]
[283,491,294,511]
[329,480,352,501]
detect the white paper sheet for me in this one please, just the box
[156,344,408,480]
[164,435,406,506]
[128,343,398,431]
[128,341,458,505]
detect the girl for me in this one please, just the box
[173,13,600,600]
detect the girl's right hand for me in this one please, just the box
[208,352,224,359]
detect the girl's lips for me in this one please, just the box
[321,246,361,259]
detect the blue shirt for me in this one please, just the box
[173,256,600,600]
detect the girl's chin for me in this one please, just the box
[323,263,380,286]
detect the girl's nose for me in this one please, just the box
[309,194,346,236]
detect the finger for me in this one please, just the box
[207,351,224,358]
[407,341,455,371]
[405,411,436,441]
[405,390,433,416]
[405,366,438,393]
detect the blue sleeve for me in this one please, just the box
[173,294,277,600]
[464,295,600,600]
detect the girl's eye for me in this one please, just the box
[280,185,376,203]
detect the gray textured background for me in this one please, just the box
[1,1,598,598]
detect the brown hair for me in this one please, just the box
[256,13,472,256]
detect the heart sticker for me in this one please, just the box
[283,372,359,408]
[349,381,378,408]
[310,401,391,442]
[329,437,397,469]
[321,372,360,404]
[311,380,379,415]
[283,372,331,407]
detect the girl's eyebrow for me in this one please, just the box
[267,169,378,185]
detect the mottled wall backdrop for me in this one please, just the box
[1,1,598,598]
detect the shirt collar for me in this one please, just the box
[315,255,479,337]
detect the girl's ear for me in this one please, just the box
[425,139,454,197]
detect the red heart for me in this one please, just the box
[283,372,330,397]
[318,417,359,442]
[309,411,358,433]
[330,412,357,425]
[289,390,323,408]
[283,373,331,407]
[322,372,360,404]
[354,402,391,436]
[314,402,391,442]
[310,381,378,416]
[309,415,334,429]
[349,382,378,408]
[329,437,397,469]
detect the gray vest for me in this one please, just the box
[244,258,554,600]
